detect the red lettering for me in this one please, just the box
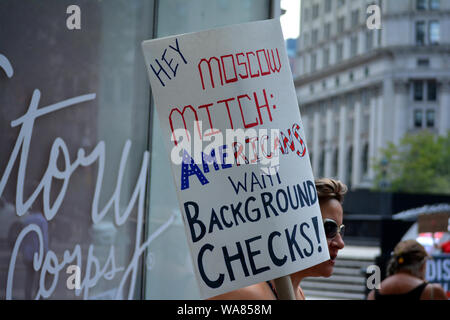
[267,48,281,73]
[246,52,260,78]
[236,52,248,79]
[169,105,201,145]
[237,94,258,129]
[220,54,238,84]
[198,103,221,137]
[256,49,271,76]
[253,89,272,125]
[217,97,236,130]
[198,57,223,90]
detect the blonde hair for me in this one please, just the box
[386,240,429,277]
[315,178,348,204]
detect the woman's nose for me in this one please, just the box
[331,233,345,250]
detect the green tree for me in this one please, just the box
[372,131,450,194]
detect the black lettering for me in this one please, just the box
[307,180,317,205]
[208,208,224,233]
[261,192,279,218]
[276,189,289,213]
[198,243,224,289]
[285,224,304,261]
[222,242,249,282]
[300,222,314,257]
[184,201,206,243]
[244,196,261,222]
[219,205,233,228]
[230,202,246,226]
[245,236,270,275]
[268,231,287,267]
[297,182,310,208]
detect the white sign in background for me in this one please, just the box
[142,19,329,298]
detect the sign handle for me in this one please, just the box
[274,276,296,300]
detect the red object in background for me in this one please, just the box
[441,240,450,253]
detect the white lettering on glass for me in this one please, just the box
[1,53,175,299]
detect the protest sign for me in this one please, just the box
[142,19,329,299]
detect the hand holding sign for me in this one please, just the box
[142,19,330,299]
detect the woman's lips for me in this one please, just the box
[329,255,337,265]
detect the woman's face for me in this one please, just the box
[304,198,345,278]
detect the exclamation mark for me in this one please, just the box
[311,216,322,253]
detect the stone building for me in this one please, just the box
[294,0,450,189]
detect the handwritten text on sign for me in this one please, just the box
[142,19,329,298]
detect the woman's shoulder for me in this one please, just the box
[421,283,448,300]
[208,282,274,300]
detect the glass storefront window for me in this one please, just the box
[0,0,273,300]
[0,0,154,299]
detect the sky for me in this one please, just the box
[280,0,301,39]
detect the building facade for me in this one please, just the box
[295,0,450,189]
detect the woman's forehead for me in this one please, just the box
[319,198,343,223]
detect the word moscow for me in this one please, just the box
[143,19,330,298]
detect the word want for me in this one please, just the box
[198,48,282,90]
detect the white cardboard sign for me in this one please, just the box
[142,19,329,299]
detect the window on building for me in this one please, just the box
[365,66,370,78]
[336,76,340,87]
[430,0,440,10]
[311,53,317,72]
[336,42,343,62]
[304,33,310,48]
[416,21,426,45]
[365,30,374,52]
[325,0,332,13]
[417,58,430,67]
[312,4,320,20]
[349,71,354,82]
[324,23,331,40]
[429,21,440,45]
[426,109,435,127]
[417,0,427,10]
[351,9,360,27]
[427,80,437,101]
[338,0,346,7]
[414,81,424,101]
[338,17,345,33]
[303,7,310,22]
[323,48,330,67]
[312,29,319,45]
[350,35,358,56]
[414,109,423,127]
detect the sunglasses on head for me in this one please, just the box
[323,218,345,240]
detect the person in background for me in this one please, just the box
[210,178,347,300]
[367,239,447,300]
